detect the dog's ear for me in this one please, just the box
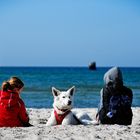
[52,87,61,97]
[68,86,75,96]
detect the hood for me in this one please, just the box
[0,90,20,108]
[104,67,123,88]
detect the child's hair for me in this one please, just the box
[2,77,24,91]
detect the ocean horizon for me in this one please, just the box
[0,66,140,108]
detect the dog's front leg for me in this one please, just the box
[46,112,57,126]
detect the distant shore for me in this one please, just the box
[0,107,140,140]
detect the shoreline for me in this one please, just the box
[0,107,140,140]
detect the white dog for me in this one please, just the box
[46,86,98,126]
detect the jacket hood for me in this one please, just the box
[103,67,123,87]
[0,90,20,108]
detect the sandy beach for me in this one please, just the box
[0,107,140,140]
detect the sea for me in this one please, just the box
[0,67,140,108]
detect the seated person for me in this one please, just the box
[96,67,133,125]
[0,76,32,127]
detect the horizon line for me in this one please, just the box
[0,66,140,68]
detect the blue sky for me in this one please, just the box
[0,0,140,67]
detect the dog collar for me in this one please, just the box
[57,108,69,112]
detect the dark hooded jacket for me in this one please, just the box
[98,67,133,125]
[0,90,29,127]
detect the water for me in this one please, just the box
[0,67,140,108]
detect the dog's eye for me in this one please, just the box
[62,96,65,98]
[69,96,71,99]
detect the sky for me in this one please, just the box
[0,0,140,67]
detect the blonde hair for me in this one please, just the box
[2,77,24,91]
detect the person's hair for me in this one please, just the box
[1,77,24,91]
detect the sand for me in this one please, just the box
[0,107,140,140]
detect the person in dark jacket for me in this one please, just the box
[96,67,133,125]
[0,76,32,127]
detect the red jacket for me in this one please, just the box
[0,90,29,127]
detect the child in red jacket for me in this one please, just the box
[0,76,32,127]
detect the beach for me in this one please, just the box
[0,107,140,140]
